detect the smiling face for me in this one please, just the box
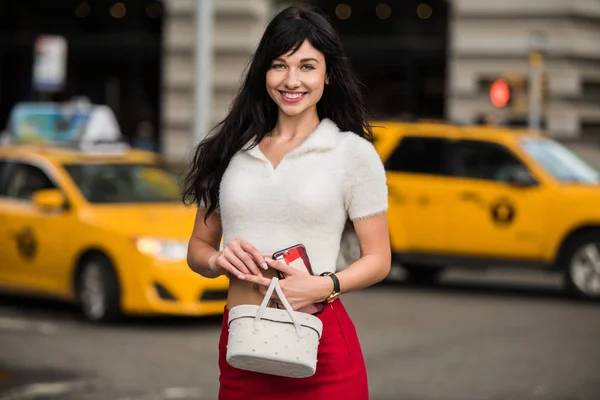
[266,40,328,118]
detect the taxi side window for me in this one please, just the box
[450,140,526,182]
[385,136,450,176]
[0,161,8,195]
[5,163,55,201]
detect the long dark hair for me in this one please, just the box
[182,5,372,218]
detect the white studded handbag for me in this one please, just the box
[226,277,324,378]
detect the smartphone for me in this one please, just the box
[272,244,314,277]
[271,244,324,315]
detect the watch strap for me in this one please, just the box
[320,272,341,294]
[329,273,340,294]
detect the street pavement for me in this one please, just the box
[0,268,599,400]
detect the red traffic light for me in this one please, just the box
[490,79,511,107]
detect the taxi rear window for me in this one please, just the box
[385,136,450,175]
[64,163,181,203]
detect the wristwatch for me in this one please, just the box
[320,272,341,303]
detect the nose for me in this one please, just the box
[284,68,300,89]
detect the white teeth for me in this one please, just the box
[282,92,304,99]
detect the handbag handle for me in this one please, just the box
[254,278,303,336]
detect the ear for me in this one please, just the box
[325,74,330,85]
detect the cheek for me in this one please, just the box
[265,72,279,92]
[265,73,281,102]
[307,75,326,98]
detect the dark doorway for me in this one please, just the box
[297,0,449,120]
[0,0,163,147]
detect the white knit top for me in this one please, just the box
[219,119,388,275]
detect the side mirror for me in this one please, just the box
[507,166,537,187]
[32,189,66,211]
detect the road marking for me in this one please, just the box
[0,380,90,400]
[0,317,58,335]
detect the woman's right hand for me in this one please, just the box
[209,238,267,279]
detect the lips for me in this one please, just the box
[279,91,307,103]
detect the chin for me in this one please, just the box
[280,109,306,117]
[279,105,309,117]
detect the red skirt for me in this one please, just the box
[218,299,369,399]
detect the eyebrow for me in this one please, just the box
[274,57,320,63]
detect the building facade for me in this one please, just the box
[449,0,600,139]
[161,0,272,164]
[160,0,600,164]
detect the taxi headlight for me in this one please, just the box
[134,237,188,261]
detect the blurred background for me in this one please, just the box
[1,0,599,164]
[1,1,600,399]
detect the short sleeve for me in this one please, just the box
[343,135,388,220]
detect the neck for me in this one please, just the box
[271,108,320,141]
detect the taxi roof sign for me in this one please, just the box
[77,140,130,155]
[7,101,123,147]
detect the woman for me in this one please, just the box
[184,5,390,399]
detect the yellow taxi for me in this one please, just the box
[372,121,600,300]
[0,143,229,322]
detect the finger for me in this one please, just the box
[240,241,268,270]
[242,274,271,288]
[265,258,299,276]
[231,246,262,276]
[215,258,245,279]
[228,241,262,275]
[223,250,250,274]
[222,251,251,276]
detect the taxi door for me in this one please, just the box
[380,127,457,254]
[0,160,21,286]
[1,161,69,294]
[445,139,547,261]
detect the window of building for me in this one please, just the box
[582,80,600,100]
[580,121,600,138]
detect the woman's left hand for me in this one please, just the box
[240,258,331,311]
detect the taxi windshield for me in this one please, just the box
[64,163,181,203]
[520,138,599,184]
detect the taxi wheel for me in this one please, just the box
[77,255,122,323]
[403,264,444,285]
[561,233,600,301]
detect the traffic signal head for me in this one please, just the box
[490,79,511,108]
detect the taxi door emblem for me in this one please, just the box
[490,201,516,225]
[14,227,38,261]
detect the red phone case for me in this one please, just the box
[273,244,314,277]
[272,244,324,315]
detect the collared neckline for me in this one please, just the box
[244,118,339,162]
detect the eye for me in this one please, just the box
[301,64,316,71]
[271,63,286,70]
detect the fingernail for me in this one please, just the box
[237,274,245,280]
[265,258,274,263]
[262,262,268,270]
